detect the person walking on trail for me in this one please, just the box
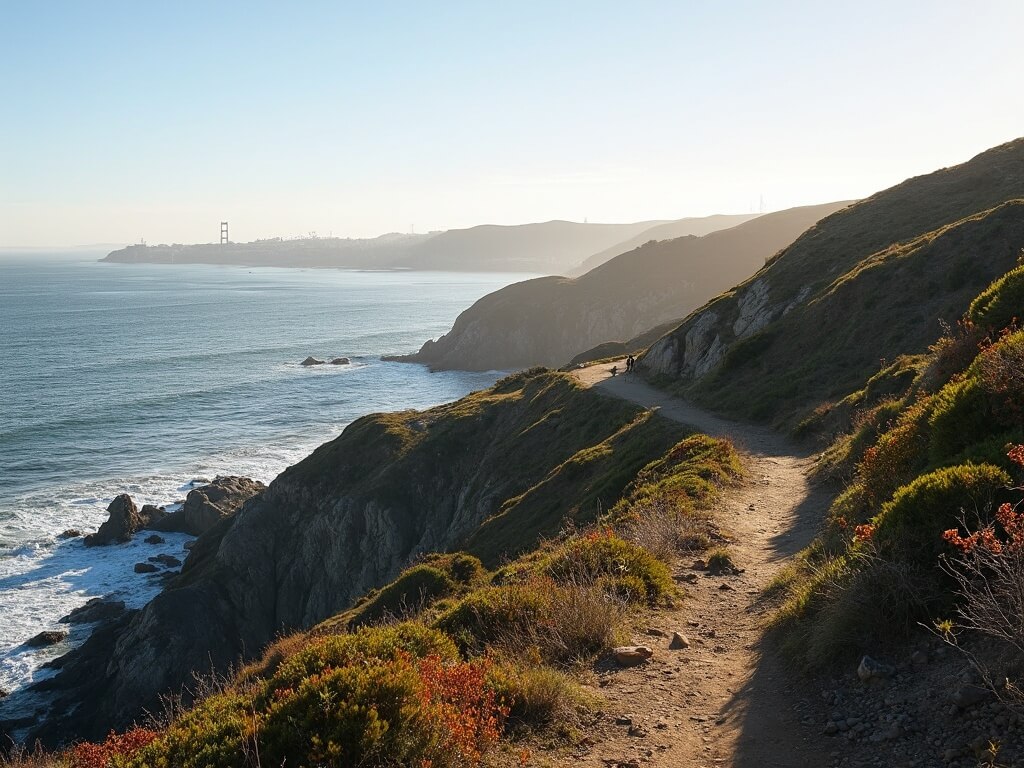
[626,355,635,372]
[611,364,618,376]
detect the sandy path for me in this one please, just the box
[566,361,835,768]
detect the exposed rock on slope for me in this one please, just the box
[395,202,849,372]
[642,137,1024,425]
[151,475,266,536]
[28,370,686,746]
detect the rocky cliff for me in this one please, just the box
[395,202,850,371]
[27,370,686,746]
[641,138,1024,425]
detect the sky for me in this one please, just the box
[2,0,1023,247]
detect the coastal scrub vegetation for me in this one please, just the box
[12,422,740,767]
[769,263,1024,669]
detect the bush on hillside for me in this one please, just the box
[969,261,1024,331]
[873,463,1010,564]
[544,530,675,604]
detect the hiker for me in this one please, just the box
[611,364,618,376]
[626,355,635,372]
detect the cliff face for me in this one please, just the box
[28,370,685,746]
[642,138,1024,425]
[397,202,850,372]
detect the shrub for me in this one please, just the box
[705,547,736,574]
[260,655,505,768]
[927,378,999,464]
[873,463,1010,564]
[349,565,457,626]
[487,656,582,725]
[68,728,158,768]
[544,530,675,604]
[858,395,931,504]
[969,262,1024,332]
[264,622,458,702]
[434,583,551,655]
[975,328,1024,427]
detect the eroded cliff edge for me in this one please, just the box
[27,370,687,746]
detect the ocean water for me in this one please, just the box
[0,251,527,695]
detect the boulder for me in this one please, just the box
[84,495,140,546]
[329,357,350,365]
[148,554,182,568]
[138,505,167,527]
[0,687,8,699]
[60,598,126,625]
[952,683,993,708]
[150,476,266,537]
[58,529,82,539]
[614,646,654,667]
[300,356,325,366]
[143,534,165,545]
[133,563,159,574]
[27,630,68,647]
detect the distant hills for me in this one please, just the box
[393,202,849,371]
[641,137,1024,426]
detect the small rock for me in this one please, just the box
[645,628,667,637]
[613,646,654,667]
[910,650,929,666]
[300,356,325,366]
[138,504,167,527]
[133,562,159,574]
[26,630,67,647]
[614,715,633,726]
[58,529,82,539]
[328,357,350,365]
[669,632,690,650]
[857,655,895,682]
[952,684,993,708]
[718,583,733,591]
[627,724,648,737]
[825,721,839,735]
[0,687,8,698]
[144,534,165,545]
[148,554,182,567]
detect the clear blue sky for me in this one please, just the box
[2,0,1022,246]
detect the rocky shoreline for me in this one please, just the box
[0,476,266,742]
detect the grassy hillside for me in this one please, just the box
[642,138,1024,428]
[21,427,742,767]
[768,263,1024,668]
[396,202,847,371]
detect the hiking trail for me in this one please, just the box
[562,360,835,768]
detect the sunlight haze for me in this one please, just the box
[3,0,1022,246]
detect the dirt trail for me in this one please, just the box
[566,361,835,768]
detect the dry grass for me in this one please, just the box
[621,497,715,562]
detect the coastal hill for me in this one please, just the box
[394,202,849,371]
[640,137,1024,427]
[100,218,749,275]
[565,212,761,276]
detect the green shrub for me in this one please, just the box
[264,622,457,702]
[873,463,1010,564]
[434,583,551,654]
[969,263,1024,331]
[927,378,999,464]
[543,531,674,604]
[487,659,582,725]
[127,691,257,768]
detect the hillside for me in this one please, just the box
[641,137,1024,426]
[394,202,849,371]
[566,212,762,276]
[22,370,692,746]
[101,220,669,274]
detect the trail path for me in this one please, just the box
[566,360,835,768]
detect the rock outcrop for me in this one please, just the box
[27,371,684,746]
[392,203,849,372]
[300,356,325,366]
[26,631,68,648]
[60,599,126,626]
[150,476,265,537]
[329,357,350,365]
[83,495,140,546]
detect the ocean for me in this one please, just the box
[0,251,527,695]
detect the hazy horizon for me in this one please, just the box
[3,1,1023,247]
